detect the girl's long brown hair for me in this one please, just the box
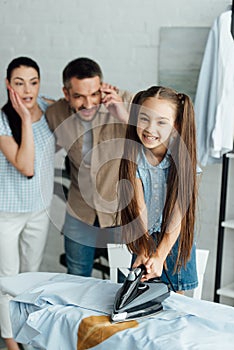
[118,86,197,270]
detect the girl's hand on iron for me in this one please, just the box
[141,256,164,281]
[132,254,148,280]
[8,86,31,123]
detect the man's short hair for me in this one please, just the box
[63,57,103,89]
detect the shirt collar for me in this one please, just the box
[138,146,171,170]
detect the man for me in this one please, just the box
[46,57,133,276]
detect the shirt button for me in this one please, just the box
[154,184,158,188]
[29,315,35,322]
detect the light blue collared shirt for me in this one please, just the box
[8,273,234,350]
[136,148,171,234]
[136,147,202,235]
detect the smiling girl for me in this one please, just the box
[0,57,55,350]
[119,86,198,293]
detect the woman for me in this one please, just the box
[0,57,55,350]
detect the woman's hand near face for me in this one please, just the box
[0,86,35,176]
[8,85,32,123]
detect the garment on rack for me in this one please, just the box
[194,10,234,166]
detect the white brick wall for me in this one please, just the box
[0,0,230,101]
[0,0,233,303]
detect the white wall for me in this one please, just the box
[0,0,233,303]
[0,0,230,102]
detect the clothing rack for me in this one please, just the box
[231,0,234,39]
[213,151,234,302]
[213,153,229,302]
[213,3,234,300]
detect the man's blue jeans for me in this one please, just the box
[64,235,96,276]
[63,211,125,278]
[63,212,100,277]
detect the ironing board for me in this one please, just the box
[1,272,234,350]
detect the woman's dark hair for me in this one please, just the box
[2,56,40,145]
[119,86,197,271]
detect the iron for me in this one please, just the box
[110,264,170,323]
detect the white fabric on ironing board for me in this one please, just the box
[1,273,234,350]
